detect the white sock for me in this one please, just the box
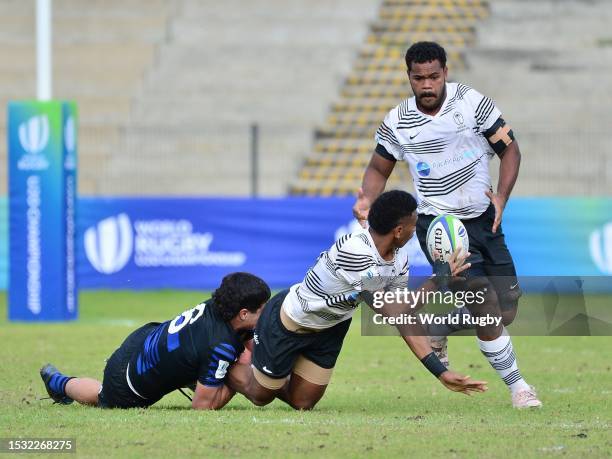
[478,329,530,394]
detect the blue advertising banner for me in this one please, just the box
[75,197,612,290]
[77,197,431,290]
[0,197,6,290]
[8,101,78,321]
[1,196,610,292]
[503,198,612,276]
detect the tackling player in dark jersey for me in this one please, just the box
[40,272,270,410]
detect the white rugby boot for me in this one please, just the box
[512,386,543,408]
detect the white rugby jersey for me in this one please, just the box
[375,82,502,218]
[283,228,409,329]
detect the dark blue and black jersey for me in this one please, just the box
[125,300,245,402]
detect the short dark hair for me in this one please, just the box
[211,272,271,322]
[368,190,417,235]
[405,41,447,71]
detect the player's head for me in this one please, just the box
[405,41,448,113]
[368,190,418,248]
[212,272,271,328]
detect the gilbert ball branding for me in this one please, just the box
[426,215,469,263]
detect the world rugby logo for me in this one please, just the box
[85,213,133,274]
[18,115,49,154]
[589,222,612,275]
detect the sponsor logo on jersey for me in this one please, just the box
[416,161,431,177]
[590,222,612,274]
[409,131,422,140]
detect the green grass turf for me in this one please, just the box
[0,291,610,458]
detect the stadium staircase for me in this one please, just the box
[289,0,490,196]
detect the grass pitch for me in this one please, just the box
[0,291,610,458]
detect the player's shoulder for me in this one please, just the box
[199,310,242,358]
[192,301,229,338]
[446,81,473,99]
[333,230,377,258]
[451,82,490,106]
[383,96,413,126]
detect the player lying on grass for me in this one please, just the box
[40,272,270,410]
[227,190,488,410]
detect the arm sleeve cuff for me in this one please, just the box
[375,144,397,162]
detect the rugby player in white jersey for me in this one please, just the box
[228,190,487,410]
[353,41,541,408]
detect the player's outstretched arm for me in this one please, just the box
[353,154,395,226]
[364,249,485,395]
[191,381,235,410]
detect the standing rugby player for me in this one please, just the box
[353,41,541,408]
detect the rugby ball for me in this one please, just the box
[425,215,469,263]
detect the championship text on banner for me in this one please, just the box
[8,101,78,321]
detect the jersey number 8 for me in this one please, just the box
[168,303,206,335]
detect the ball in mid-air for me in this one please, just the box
[426,215,469,263]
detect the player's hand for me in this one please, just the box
[485,190,507,234]
[448,247,471,276]
[438,370,488,395]
[432,249,470,287]
[352,188,371,228]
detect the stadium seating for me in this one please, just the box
[112,0,378,196]
[0,0,171,195]
[1,1,609,196]
[290,0,489,195]
[0,0,360,196]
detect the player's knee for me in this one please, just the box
[289,398,318,411]
[499,289,521,325]
[287,390,322,411]
[501,306,518,326]
[250,394,274,407]
[248,384,276,407]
